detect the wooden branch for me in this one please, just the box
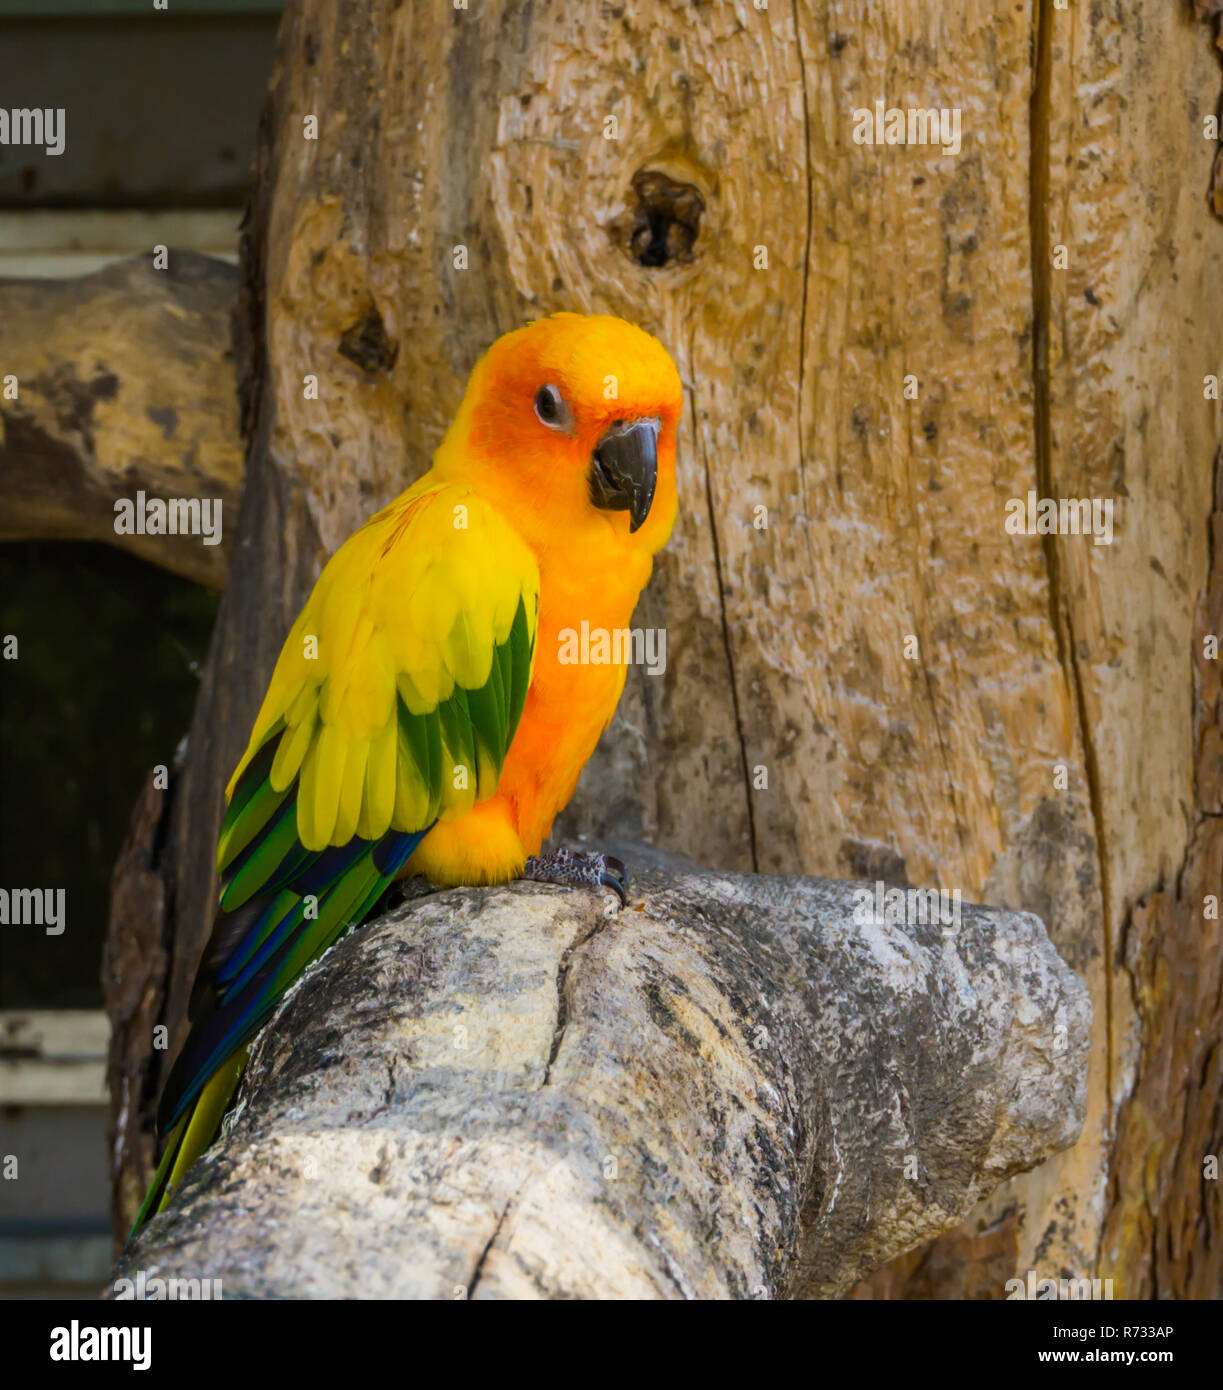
[0,252,242,589]
[115,849,1090,1299]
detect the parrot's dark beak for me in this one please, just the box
[588,417,659,533]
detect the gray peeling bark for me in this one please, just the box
[0,253,241,588]
[116,853,1089,1299]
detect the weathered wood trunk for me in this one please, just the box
[107,0,1223,1297]
[0,254,241,588]
[115,854,1090,1299]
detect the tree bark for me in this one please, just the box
[115,854,1089,1299]
[0,253,242,588]
[106,0,1223,1296]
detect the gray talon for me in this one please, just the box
[522,848,629,907]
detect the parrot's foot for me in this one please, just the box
[522,849,628,908]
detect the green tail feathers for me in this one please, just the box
[129,1047,248,1241]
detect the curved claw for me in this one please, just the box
[599,858,629,908]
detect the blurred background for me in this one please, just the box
[0,0,278,1297]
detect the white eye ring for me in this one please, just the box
[534,384,572,430]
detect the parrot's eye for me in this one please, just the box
[534,384,572,431]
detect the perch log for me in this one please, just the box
[116,849,1090,1299]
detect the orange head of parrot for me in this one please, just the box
[436,312,684,556]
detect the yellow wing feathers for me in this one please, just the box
[226,483,539,853]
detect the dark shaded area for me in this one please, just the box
[0,14,279,209]
[622,169,704,268]
[0,541,218,1007]
[339,303,399,375]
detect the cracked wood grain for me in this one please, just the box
[686,327,759,872]
[114,852,1090,1299]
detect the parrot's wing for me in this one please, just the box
[157,484,539,1134]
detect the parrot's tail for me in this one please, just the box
[127,810,429,1244]
[128,1046,248,1242]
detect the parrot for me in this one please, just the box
[131,312,683,1235]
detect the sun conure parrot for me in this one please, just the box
[132,312,683,1236]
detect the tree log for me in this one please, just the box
[114,852,1089,1299]
[0,252,242,588]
